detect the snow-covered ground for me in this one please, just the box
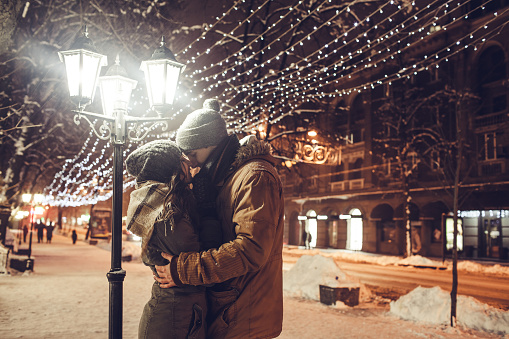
[284,254,509,336]
[1,233,508,338]
[108,238,509,336]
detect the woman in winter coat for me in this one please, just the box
[125,140,220,339]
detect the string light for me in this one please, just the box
[46,0,506,206]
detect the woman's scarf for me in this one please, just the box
[125,181,169,238]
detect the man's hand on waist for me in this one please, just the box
[154,252,178,288]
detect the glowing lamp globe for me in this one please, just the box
[140,37,185,116]
[98,56,138,117]
[58,26,107,110]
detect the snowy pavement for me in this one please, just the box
[0,233,507,338]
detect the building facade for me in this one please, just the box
[277,1,509,261]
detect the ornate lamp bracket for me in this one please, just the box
[126,117,171,142]
[72,110,115,141]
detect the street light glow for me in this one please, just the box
[58,26,107,109]
[140,36,185,116]
[98,56,138,117]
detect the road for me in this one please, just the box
[336,260,509,310]
[283,250,509,311]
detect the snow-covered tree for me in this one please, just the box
[0,0,189,206]
[372,80,478,257]
[373,79,480,326]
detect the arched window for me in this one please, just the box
[334,100,348,126]
[350,158,363,180]
[477,46,507,115]
[351,95,366,123]
[331,163,344,182]
[349,95,366,143]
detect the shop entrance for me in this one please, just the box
[482,218,502,258]
[328,214,340,248]
[346,208,363,251]
[306,210,318,248]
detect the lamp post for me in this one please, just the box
[59,26,185,338]
[21,193,44,266]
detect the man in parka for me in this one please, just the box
[155,98,284,339]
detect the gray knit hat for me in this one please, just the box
[176,99,228,152]
[126,140,182,183]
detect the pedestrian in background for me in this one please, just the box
[302,229,308,249]
[306,230,312,250]
[23,225,28,243]
[46,221,53,244]
[71,230,77,244]
[36,220,44,243]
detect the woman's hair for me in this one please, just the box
[141,167,197,257]
[159,169,197,226]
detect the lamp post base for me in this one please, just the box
[107,268,126,339]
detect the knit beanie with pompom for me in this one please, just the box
[176,99,228,152]
[125,140,182,183]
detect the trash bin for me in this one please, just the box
[337,287,360,307]
[319,285,360,307]
[0,244,9,274]
[8,255,34,272]
[319,285,337,305]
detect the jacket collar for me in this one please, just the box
[205,135,240,185]
[232,135,275,168]
[204,134,277,186]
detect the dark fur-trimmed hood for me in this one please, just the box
[232,135,274,168]
[207,134,276,187]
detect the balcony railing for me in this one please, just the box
[479,160,506,177]
[474,111,507,128]
[330,178,365,192]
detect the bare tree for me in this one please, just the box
[374,81,480,325]
[373,80,476,254]
[0,0,188,206]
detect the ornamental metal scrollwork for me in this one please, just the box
[127,120,169,142]
[73,113,112,141]
[294,141,341,165]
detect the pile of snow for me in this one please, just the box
[95,240,142,262]
[396,254,443,267]
[390,286,509,335]
[283,254,368,302]
[456,261,509,276]
[122,241,142,261]
[329,251,402,266]
[284,247,509,276]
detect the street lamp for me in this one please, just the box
[58,26,107,110]
[140,36,185,117]
[21,193,44,267]
[59,26,185,338]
